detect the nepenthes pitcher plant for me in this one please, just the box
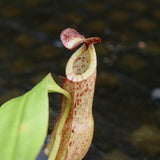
[45,28,101,160]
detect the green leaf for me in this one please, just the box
[0,73,71,160]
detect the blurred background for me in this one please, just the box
[0,0,160,160]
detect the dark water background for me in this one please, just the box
[0,0,160,160]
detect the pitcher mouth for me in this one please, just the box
[66,43,97,82]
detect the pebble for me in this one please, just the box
[64,12,84,24]
[34,45,60,59]
[39,21,62,34]
[128,1,148,11]
[133,19,157,31]
[52,40,63,48]
[0,5,23,17]
[8,57,35,75]
[112,32,136,43]
[96,71,119,89]
[145,42,160,56]
[119,55,146,71]
[137,41,147,49]
[130,125,160,155]
[101,150,130,160]
[13,33,38,48]
[151,88,160,107]
[153,9,160,19]
[85,2,106,13]
[82,20,108,33]
[108,10,130,21]
[151,88,160,100]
